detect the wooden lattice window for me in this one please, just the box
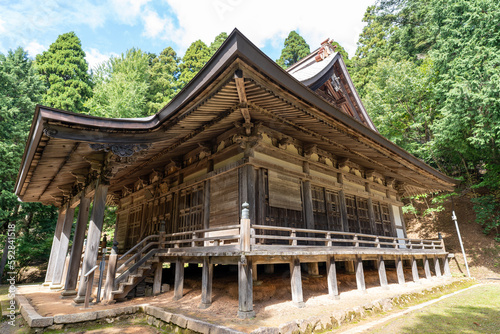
[373,201,385,236]
[312,186,328,230]
[178,184,204,233]
[357,198,372,235]
[126,205,143,248]
[345,195,359,233]
[326,190,342,231]
[381,204,393,236]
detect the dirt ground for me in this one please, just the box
[19,264,462,333]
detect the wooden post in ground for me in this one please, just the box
[423,256,432,279]
[326,255,339,299]
[442,256,452,277]
[345,261,355,274]
[174,258,184,300]
[44,208,66,286]
[377,256,389,289]
[290,256,305,307]
[103,241,118,302]
[200,257,213,309]
[396,256,405,285]
[411,256,420,283]
[74,182,109,304]
[355,256,366,292]
[434,256,442,277]
[153,262,163,296]
[51,204,75,289]
[238,256,255,318]
[264,264,274,274]
[62,196,90,297]
[307,263,319,276]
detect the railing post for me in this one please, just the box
[327,232,332,247]
[192,231,197,248]
[393,237,398,249]
[159,220,166,249]
[354,234,359,247]
[240,203,251,252]
[291,229,297,246]
[439,232,446,252]
[103,241,118,302]
[84,271,94,309]
[376,236,380,248]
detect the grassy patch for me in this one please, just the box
[369,284,500,333]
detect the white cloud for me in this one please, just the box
[85,48,117,71]
[160,0,373,58]
[25,41,46,57]
[111,0,151,24]
[0,18,5,34]
[142,8,178,38]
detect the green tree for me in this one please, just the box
[35,32,93,113]
[209,32,228,56]
[86,48,151,118]
[179,40,211,88]
[147,47,180,114]
[0,48,58,279]
[277,31,310,69]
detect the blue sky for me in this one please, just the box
[0,0,374,70]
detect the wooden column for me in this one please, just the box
[252,263,258,281]
[239,165,256,222]
[307,263,319,276]
[396,256,405,285]
[290,257,305,307]
[337,174,349,233]
[103,242,118,302]
[326,255,339,299]
[345,261,355,274]
[44,208,66,286]
[264,264,274,274]
[200,257,213,309]
[153,262,163,296]
[51,204,75,288]
[302,180,314,230]
[423,256,432,279]
[443,256,452,277]
[411,256,420,283]
[174,258,184,300]
[74,182,109,304]
[62,196,90,296]
[203,180,210,230]
[366,184,377,235]
[434,256,442,277]
[355,256,366,292]
[238,256,255,318]
[377,256,389,289]
[257,168,266,225]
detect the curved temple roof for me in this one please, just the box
[15,29,457,207]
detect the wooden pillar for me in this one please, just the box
[44,208,66,285]
[103,242,118,302]
[257,168,266,225]
[355,256,366,292]
[434,256,442,277]
[238,256,255,318]
[239,165,256,222]
[152,261,163,296]
[252,263,258,281]
[290,257,305,307]
[307,263,319,276]
[423,256,432,279]
[264,264,274,274]
[174,258,184,300]
[345,260,355,274]
[366,184,377,235]
[62,196,90,296]
[74,182,108,304]
[411,256,420,283]
[396,256,405,285]
[200,257,213,309]
[302,180,315,230]
[377,256,389,289]
[51,204,75,288]
[326,256,339,299]
[338,180,349,233]
[443,256,452,277]
[203,180,210,230]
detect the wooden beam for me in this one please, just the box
[326,255,339,299]
[290,257,305,308]
[200,257,213,309]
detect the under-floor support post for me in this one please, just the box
[434,256,442,277]
[252,263,258,281]
[411,256,420,283]
[174,258,184,300]
[153,262,163,296]
[443,257,452,277]
[200,257,213,309]
[307,263,319,276]
[345,260,355,274]
[264,264,274,274]
[355,256,366,292]
[396,256,405,285]
[290,257,305,307]
[424,256,432,279]
[326,256,339,299]
[377,256,388,289]
[238,257,255,318]
[44,208,66,286]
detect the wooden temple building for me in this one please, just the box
[15,30,456,318]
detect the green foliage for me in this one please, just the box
[35,32,93,113]
[86,48,151,118]
[147,47,180,114]
[277,31,310,69]
[209,32,228,56]
[179,40,211,88]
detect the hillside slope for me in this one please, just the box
[404,191,500,279]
